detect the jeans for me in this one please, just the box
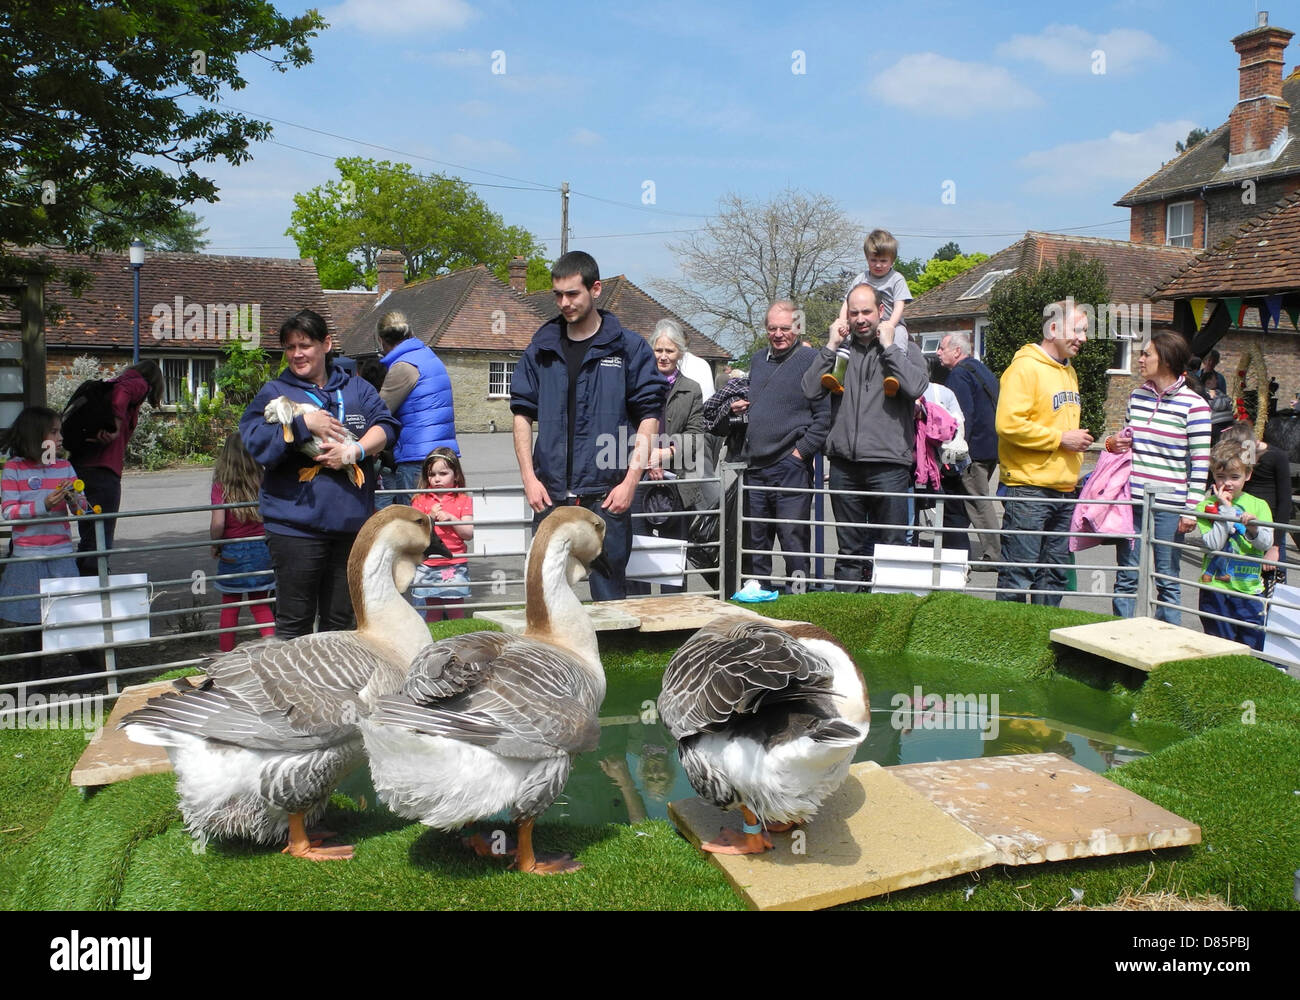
[829,460,911,591]
[996,485,1074,606]
[1113,501,1184,624]
[743,454,813,590]
[534,495,631,601]
[266,532,356,638]
[376,461,425,509]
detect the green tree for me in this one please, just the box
[81,188,210,253]
[911,252,990,297]
[933,241,962,262]
[286,157,550,290]
[0,1,323,273]
[1175,127,1210,154]
[984,250,1112,437]
[214,339,278,407]
[894,257,924,284]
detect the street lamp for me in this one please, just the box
[129,239,145,364]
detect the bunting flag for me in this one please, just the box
[1264,295,1283,332]
[1223,297,1245,326]
[1189,297,1211,330]
[1287,301,1300,330]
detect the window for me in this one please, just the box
[1166,201,1194,247]
[919,334,944,356]
[959,269,1015,300]
[973,318,989,360]
[1108,338,1133,376]
[159,356,217,406]
[488,360,516,398]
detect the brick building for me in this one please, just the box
[336,252,728,433]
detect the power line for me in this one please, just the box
[266,140,547,191]
[569,188,712,219]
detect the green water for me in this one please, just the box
[340,652,1185,828]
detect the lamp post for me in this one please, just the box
[129,239,145,364]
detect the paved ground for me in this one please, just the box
[86,432,1297,676]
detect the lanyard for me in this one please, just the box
[305,388,345,422]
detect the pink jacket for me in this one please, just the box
[1069,449,1133,552]
[914,400,958,490]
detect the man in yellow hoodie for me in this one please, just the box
[995,300,1093,605]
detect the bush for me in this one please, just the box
[984,250,1112,438]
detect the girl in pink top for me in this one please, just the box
[209,433,275,652]
[410,447,474,622]
[0,407,83,627]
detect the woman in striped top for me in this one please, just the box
[0,407,83,627]
[1106,332,1211,624]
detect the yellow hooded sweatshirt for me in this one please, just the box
[996,343,1082,492]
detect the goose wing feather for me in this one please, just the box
[202,632,392,733]
[659,619,836,739]
[372,632,601,758]
[121,687,353,752]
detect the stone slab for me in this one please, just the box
[889,752,1201,865]
[1050,616,1250,672]
[70,676,205,787]
[667,761,998,910]
[475,595,804,636]
[473,604,641,635]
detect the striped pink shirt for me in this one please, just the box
[1,457,77,554]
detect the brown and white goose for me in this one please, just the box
[360,506,609,874]
[120,505,449,861]
[658,619,870,855]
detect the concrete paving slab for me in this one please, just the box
[71,675,206,787]
[889,752,1201,865]
[473,603,641,634]
[589,595,792,633]
[668,761,997,910]
[1050,616,1251,671]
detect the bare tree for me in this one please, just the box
[657,188,861,355]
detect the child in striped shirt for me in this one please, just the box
[0,407,84,629]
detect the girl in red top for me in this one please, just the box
[410,447,473,622]
[209,433,275,652]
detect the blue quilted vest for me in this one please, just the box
[381,338,458,462]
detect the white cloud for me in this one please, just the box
[446,133,518,161]
[996,24,1167,75]
[570,128,603,147]
[868,53,1042,116]
[327,0,475,35]
[1017,119,1199,193]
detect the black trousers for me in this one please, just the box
[73,465,122,575]
[266,532,354,639]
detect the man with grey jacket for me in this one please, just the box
[803,283,929,590]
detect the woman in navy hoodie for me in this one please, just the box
[239,309,400,638]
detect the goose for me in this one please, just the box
[360,505,609,875]
[263,395,365,488]
[658,618,870,855]
[120,505,450,861]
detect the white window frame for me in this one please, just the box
[158,355,217,409]
[959,268,1015,300]
[488,360,516,398]
[1107,337,1133,376]
[972,319,989,360]
[1166,201,1194,247]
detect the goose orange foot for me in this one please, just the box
[283,813,354,861]
[462,831,515,860]
[700,827,773,855]
[510,818,581,875]
[298,467,321,482]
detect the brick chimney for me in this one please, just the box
[376,249,405,297]
[1228,12,1294,158]
[507,255,528,294]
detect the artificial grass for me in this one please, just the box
[3,591,1298,910]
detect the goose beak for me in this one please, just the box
[424,525,454,561]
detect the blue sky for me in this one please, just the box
[191,0,1285,295]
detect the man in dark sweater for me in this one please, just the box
[734,300,831,591]
[939,331,1001,562]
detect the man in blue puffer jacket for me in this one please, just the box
[376,310,458,505]
[510,251,667,599]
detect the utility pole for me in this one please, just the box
[560,182,570,256]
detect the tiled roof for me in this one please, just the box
[1,248,331,352]
[322,289,378,342]
[336,265,548,356]
[524,274,730,360]
[907,233,1197,324]
[1149,190,1300,298]
[1116,72,1300,206]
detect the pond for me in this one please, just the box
[338,651,1185,828]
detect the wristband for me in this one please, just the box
[356,442,366,461]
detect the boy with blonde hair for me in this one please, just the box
[824,229,912,396]
[1194,438,1273,650]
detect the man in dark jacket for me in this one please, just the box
[510,251,666,600]
[737,300,832,592]
[940,331,1001,563]
[802,284,928,591]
